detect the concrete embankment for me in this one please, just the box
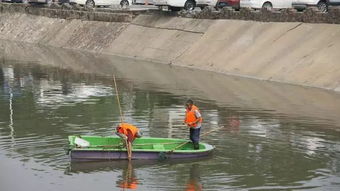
[2,40,340,128]
[1,5,340,91]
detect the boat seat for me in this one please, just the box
[153,144,165,150]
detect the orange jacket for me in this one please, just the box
[185,105,203,128]
[117,123,139,139]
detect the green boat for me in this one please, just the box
[68,136,215,161]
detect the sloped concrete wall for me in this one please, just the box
[102,15,213,63]
[2,40,340,128]
[0,12,340,91]
[0,13,128,52]
[174,20,340,91]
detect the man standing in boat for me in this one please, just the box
[116,123,142,160]
[184,99,203,150]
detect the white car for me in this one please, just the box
[153,0,218,11]
[17,0,51,3]
[240,0,293,10]
[292,0,340,13]
[70,0,132,8]
[134,0,155,4]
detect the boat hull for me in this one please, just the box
[70,149,214,161]
[68,136,215,161]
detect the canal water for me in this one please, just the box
[1,42,340,191]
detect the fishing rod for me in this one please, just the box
[157,126,224,160]
[113,74,131,160]
[113,74,124,124]
[169,126,224,152]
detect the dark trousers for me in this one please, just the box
[190,128,201,149]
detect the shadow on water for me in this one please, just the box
[66,161,143,190]
[185,164,203,191]
[66,158,208,190]
[66,157,212,174]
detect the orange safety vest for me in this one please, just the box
[117,123,139,139]
[185,105,203,128]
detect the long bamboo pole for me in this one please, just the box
[113,74,124,123]
[113,75,131,160]
[168,126,223,152]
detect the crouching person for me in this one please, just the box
[115,123,142,160]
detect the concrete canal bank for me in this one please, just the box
[3,40,340,128]
[1,4,340,91]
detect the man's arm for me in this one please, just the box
[194,110,202,124]
[116,132,128,140]
[183,110,188,125]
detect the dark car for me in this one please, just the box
[216,0,240,10]
[293,0,340,13]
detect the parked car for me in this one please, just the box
[154,0,218,11]
[0,0,24,2]
[292,0,339,13]
[15,0,66,4]
[26,0,52,4]
[133,0,155,4]
[216,0,240,10]
[240,0,293,10]
[70,0,132,8]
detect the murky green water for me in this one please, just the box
[1,41,340,191]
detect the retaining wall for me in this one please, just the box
[0,12,129,51]
[175,20,340,91]
[1,4,340,91]
[3,40,340,128]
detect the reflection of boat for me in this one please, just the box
[68,160,158,173]
[68,157,210,174]
[68,136,215,161]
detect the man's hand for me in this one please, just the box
[122,135,128,140]
[183,122,192,126]
[116,132,128,140]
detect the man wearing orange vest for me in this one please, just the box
[184,99,203,150]
[116,123,142,160]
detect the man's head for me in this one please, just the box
[116,123,124,133]
[185,99,194,110]
[116,125,122,132]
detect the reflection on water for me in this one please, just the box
[185,164,203,191]
[66,159,209,191]
[68,161,140,190]
[117,162,139,190]
[1,41,340,191]
[2,66,15,147]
